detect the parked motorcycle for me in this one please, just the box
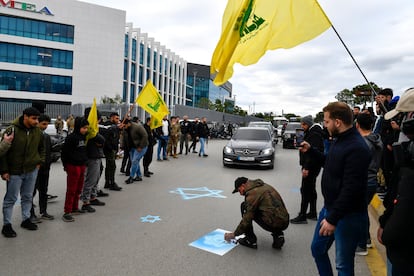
[50,134,65,163]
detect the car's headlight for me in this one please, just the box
[261,148,273,155]
[223,146,233,154]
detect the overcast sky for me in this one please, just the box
[82,0,414,116]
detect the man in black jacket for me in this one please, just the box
[143,117,156,177]
[100,113,122,191]
[291,115,324,224]
[30,114,54,221]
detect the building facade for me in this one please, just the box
[124,23,186,120]
[186,62,232,110]
[0,0,228,122]
[0,0,125,120]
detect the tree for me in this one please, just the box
[101,94,123,104]
[198,97,211,109]
[335,82,381,106]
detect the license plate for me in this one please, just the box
[239,156,254,161]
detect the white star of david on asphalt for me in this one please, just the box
[140,215,161,223]
[170,187,227,200]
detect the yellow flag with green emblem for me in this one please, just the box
[211,0,332,85]
[149,115,162,129]
[86,98,98,143]
[136,81,169,121]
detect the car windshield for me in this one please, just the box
[233,129,270,141]
[285,123,301,131]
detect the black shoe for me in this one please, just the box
[203,154,208,157]
[97,190,109,197]
[144,172,151,177]
[104,181,111,189]
[198,153,201,157]
[134,176,142,181]
[21,218,38,230]
[272,235,285,250]
[238,237,258,249]
[30,215,42,224]
[41,213,54,220]
[47,194,58,201]
[125,177,134,184]
[192,150,198,153]
[2,224,17,238]
[120,169,125,173]
[148,171,154,175]
[163,158,169,161]
[306,213,317,221]
[81,204,96,213]
[290,214,307,224]
[62,213,74,222]
[109,184,123,190]
[89,198,105,206]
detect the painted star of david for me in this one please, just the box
[170,187,227,200]
[140,215,161,223]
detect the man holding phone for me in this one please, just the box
[0,107,45,238]
[290,115,324,224]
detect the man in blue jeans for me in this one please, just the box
[124,120,148,184]
[0,107,45,238]
[301,102,371,275]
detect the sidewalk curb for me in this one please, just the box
[367,194,387,276]
[370,194,385,217]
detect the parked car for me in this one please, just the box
[282,122,302,149]
[223,127,275,169]
[248,121,278,145]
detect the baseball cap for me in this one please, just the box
[232,177,248,194]
[384,88,414,120]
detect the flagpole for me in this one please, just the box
[121,104,136,124]
[329,24,388,113]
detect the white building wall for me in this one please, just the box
[124,23,187,118]
[0,0,125,105]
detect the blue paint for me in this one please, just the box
[189,228,238,256]
[140,215,161,223]
[170,187,227,200]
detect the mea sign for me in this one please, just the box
[0,0,53,16]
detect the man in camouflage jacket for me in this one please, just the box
[224,177,289,249]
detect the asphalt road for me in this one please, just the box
[0,139,371,276]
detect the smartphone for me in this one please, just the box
[5,127,14,136]
[295,128,304,147]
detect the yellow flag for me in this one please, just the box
[149,115,162,129]
[136,81,169,120]
[211,0,332,85]
[86,98,99,143]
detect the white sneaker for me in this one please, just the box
[355,246,368,256]
[366,238,373,248]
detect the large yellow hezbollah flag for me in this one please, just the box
[136,81,169,123]
[86,98,99,143]
[211,0,332,85]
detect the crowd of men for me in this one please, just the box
[1,88,413,275]
[0,110,212,227]
[285,88,414,275]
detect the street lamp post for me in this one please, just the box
[192,70,197,108]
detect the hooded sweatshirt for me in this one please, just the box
[363,132,383,182]
[61,117,88,166]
